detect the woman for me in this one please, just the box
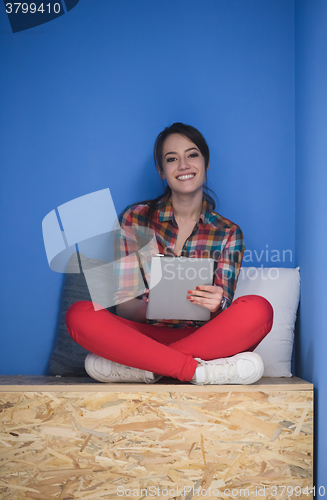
[66,123,273,385]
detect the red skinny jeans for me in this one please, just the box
[65,295,273,382]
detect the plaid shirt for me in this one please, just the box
[114,194,245,328]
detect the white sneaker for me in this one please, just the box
[85,353,163,384]
[191,352,264,385]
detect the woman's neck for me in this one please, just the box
[171,189,204,222]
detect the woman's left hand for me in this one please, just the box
[187,285,224,313]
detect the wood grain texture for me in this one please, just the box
[0,380,313,499]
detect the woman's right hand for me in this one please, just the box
[141,288,149,305]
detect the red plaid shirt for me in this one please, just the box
[114,194,245,328]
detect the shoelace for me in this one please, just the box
[202,359,238,383]
[112,363,148,383]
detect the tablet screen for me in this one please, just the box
[146,256,214,321]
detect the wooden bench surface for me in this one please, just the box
[0,375,314,496]
[0,375,313,392]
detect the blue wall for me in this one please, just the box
[295,0,327,484]
[1,0,325,486]
[0,0,296,376]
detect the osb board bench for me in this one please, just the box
[0,376,313,499]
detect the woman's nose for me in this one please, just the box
[178,157,190,170]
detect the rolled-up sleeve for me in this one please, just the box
[113,209,146,305]
[213,225,245,307]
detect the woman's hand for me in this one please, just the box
[187,285,224,313]
[142,288,149,305]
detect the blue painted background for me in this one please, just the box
[0,0,325,483]
[295,0,327,486]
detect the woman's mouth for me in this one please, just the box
[176,173,195,181]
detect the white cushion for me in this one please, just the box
[233,267,300,377]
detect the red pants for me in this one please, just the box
[65,295,273,382]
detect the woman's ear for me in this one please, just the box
[206,162,210,171]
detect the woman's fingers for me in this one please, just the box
[188,296,220,312]
[196,285,217,292]
[187,285,223,298]
[188,295,217,306]
[187,285,224,312]
[188,297,218,312]
[142,289,149,304]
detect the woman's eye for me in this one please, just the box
[189,153,199,158]
[166,157,176,162]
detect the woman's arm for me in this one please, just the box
[187,225,245,313]
[211,224,245,306]
[113,208,150,318]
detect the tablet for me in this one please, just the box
[146,255,214,321]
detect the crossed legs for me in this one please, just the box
[65,295,273,382]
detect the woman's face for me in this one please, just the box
[159,134,208,196]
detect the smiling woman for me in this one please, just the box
[131,123,215,229]
[159,134,209,256]
[65,123,274,386]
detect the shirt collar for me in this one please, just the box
[158,194,212,225]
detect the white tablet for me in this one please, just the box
[146,255,214,321]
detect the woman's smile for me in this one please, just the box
[176,173,196,181]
